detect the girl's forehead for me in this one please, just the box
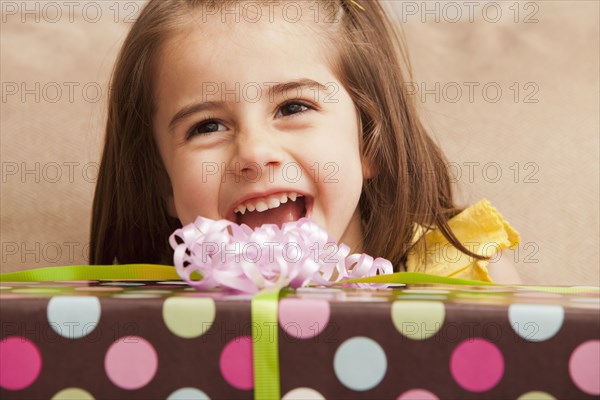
[154,10,336,89]
[184,1,340,28]
[151,5,342,123]
[162,1,336,57]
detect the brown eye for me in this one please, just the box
[276,101,313,118]
[186,119,226,139]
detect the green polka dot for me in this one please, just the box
[517,391,556,400]
[51,387,95,400]
[163,297,216,338]
[391,301,445,340]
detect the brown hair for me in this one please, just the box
[89,0,489,269]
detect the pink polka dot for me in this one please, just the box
[278,298,330,339]
[569,340,600,395]
[450,338,504,392]
[0,336,42,390]
[219,336,253,390]
[397,388,439,400]
[104,336,158,390]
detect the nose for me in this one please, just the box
[231,128,284,180]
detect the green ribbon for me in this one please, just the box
[0,264,180,281]
[345,271,498,286]
[0,265,496,286]
[251,287,282,400]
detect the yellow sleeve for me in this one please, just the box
[405,199,520,282]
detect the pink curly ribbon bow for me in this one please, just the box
[169,216,393,293]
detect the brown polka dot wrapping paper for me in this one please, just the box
[1,282,599,399]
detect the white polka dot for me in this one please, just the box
[509,304,564,341]
[47,296,101,339]
[167,387,210,400]
[334,336,387,391]
[282,387,325,400]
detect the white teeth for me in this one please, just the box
[268,198,281,209]
[234,191,304,215]
[255,201,268,212]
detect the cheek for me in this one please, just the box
[315,143,364,210]
[319,130,363,185]
[169,160,221,223]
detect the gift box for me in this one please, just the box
[1,281,599,399]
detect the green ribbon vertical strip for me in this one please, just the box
[251,287,282,400]
[0,264,180,282]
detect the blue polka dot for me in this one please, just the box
[508,304,564,342]
[167,387,210,400]
[47,296,101,339]
[334,336,387,391]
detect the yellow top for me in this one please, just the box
[405,199,520,282]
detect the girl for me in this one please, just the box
[89,0,521,284]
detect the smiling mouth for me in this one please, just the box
[233,195,310,230]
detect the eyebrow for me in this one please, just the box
[167,78,331,132]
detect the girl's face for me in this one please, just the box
[153,10,372,253]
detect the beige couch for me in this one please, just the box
[2,1,598,285]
